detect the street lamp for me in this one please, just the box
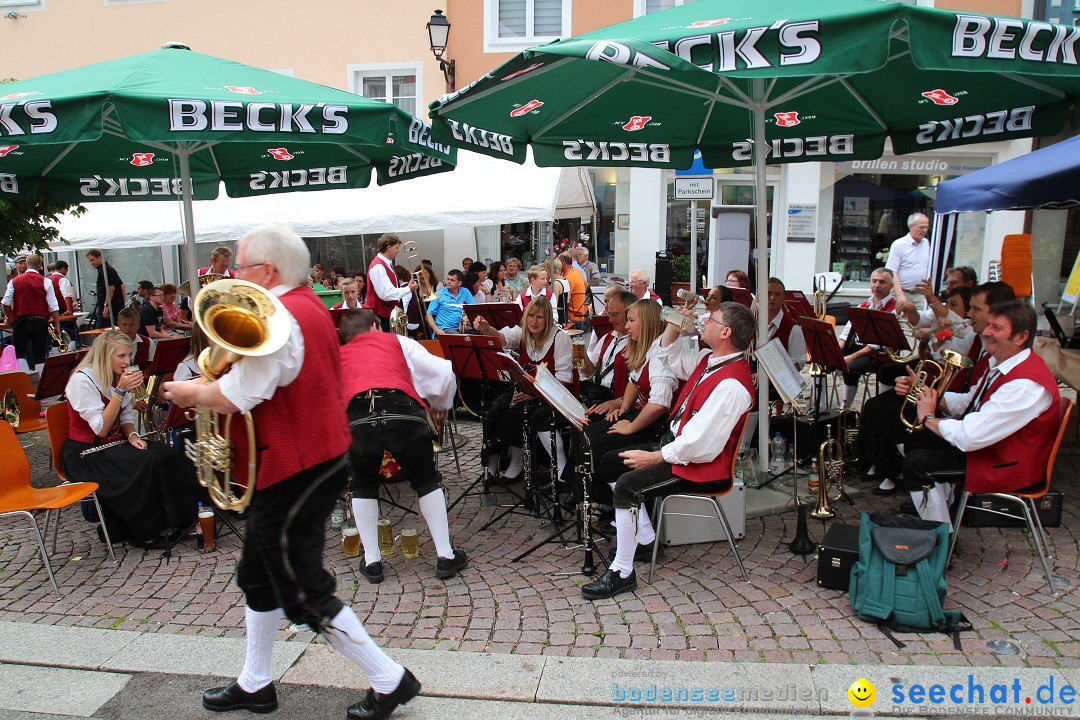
[427,9,456,92]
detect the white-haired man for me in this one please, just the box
[574,246,601,287]
[165,225,420,720]
[886,213,932,311]
[629,269,661,303]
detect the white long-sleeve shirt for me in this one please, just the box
[368,254,412,305]
[629,337,678,408]
[498,325,573,383]
[3,268,59,314]
[660,351,753,467]
[396,335,456,411]
[587,330,627,389]
[938,349,1053,452]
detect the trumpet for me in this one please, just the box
[811,425,845,519]
[48,323,72,353]
[900,349,974,431]
[184,279,291,511]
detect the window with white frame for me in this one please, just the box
[0,0,42,7]
[633,0,691,17]
[485,0,571,53]
[349,63,422,117]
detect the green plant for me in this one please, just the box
[671,253,692,283]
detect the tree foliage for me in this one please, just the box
[0,78,86,258]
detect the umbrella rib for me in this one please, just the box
[996,72,1066,98]
[532,71,634,140]
[431,55,577,114]
[39,142,79,177]
[337,145,373,162]
[838,78,888,131]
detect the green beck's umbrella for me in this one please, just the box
[429,0,1080,169]
[427,0,1080,471]
[0,44,455,279]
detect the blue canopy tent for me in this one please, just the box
[930,135,1080,285]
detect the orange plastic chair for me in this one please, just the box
[0,370,46,433]
[948,397,1074,595]
[647,414,751,584]
[45,402,116,561]
[0,419,105,597]
[999,233,1033,299]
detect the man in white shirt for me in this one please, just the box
[3,254,60,370]
[581,289,635,406]
[629,269,661,303]
[363,233,417,332]
[581,302,756,600]
[885,213,932,311]
[901,301,1059,528]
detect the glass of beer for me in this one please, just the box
[400,528,419,559]
[198,506,215,551]
[342,526,360,558]
[571,332,587,369]
[377,518,396,556]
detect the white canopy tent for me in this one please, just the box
[51,151,595,250]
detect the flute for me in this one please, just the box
[79,435,143,457]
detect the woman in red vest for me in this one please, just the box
[62,331,198,547]
[474,297,572,483]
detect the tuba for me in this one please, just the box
[184,279,291,511]
[899,349,974,431]
[2,389,19,428]
[389,305,409,336]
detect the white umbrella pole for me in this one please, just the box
[178,149,200,285]
[690,199,698,294]
[752,81,771,473]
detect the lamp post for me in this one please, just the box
[427,9,455,92]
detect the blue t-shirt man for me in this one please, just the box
[425,270,476,335]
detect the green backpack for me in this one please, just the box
[849,513,970,642]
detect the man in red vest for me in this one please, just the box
[199,246,234,278]
[902,300,1060,529]
[581,301,756,600]
[2,254,60,370]
[581,288,635,407]
[339,309,466,585]
[364,233,417,332]
[165,225,420,720]
[837,267,897,408]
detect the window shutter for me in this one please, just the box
[498,0,527,38]
[533,0,562,36]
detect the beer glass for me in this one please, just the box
[571,332,587,369]
[400,528,419,559]
[198,507,215,551]
[342,526,360,558]
[377,518,396,556]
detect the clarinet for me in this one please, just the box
[522,398,534,513]
[578,431,596,576]
[79,435,141,457]
[549,411,562,524]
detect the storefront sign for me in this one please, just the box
[787,203,817,242]
[834,154,993,176]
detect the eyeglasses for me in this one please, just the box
[234,261,266,272]
[704,315,728,328]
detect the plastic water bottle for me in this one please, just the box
[769,433,786,475]
[330,500,345,530]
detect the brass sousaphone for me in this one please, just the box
[185,279,291,511]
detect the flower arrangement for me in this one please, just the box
[875,248,890,264]
[552,236,575,256]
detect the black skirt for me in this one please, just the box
[61,438,199,542]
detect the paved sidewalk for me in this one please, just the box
[1,414,1078,675]
[4,621,1080,718]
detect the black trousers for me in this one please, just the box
[859,390,907,478]
[842,348,882,388]
[347,390,441,500]
[599,442,730,509]
[236,455,349,630]
[376,314,391,332]
[586,410,668,486]
[483,389,548,454]
[901,430,966,492]
[878,360,917,387]
[12,316,49,366]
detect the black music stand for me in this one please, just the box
[784,290,815,320]
[844,307,910,353]
[34,350,88,401]
[465,302,522,330]
[439,334,510,511]
[730,287,754,309]
[147,337,190,378]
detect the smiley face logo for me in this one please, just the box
[848,678,876,709]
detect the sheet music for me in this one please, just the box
[532,364,588,430]
[755,338,806,406]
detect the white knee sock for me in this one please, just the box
[325,606,404,695]
[877,478,896,491]
[487,454,499,476]
[610,508,638,576]
[504,446,524,477]
[636,503,655,545]
[418,488,454,559]
[912,484,953,529]
[843,384,857,408]
[237,606,283,693]
[352,498,381,565]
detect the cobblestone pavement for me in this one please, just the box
[1,411,1078,670]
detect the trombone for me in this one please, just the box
[402,240,437,339]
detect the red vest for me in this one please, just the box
[521,334,558,375]
[948,335,985,393]
[49,272,67,311]
[860,296,897,313]
[66,381,123,445]
[519,287,553,308]
[340,332,425,409]
[594,332,625,389]
[244,287,350,490]
[771,311,797,352]
[10,270,50,318]
[669,356,755,483]
[633,360,653,410]
[613,351,629,398]
[965,353,1061,493]
[363,256,399,319]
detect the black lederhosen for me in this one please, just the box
[236,454,349,631]
[346,390,441,499]
[599,441,730,510]
[12,315,49,366]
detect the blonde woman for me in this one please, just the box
[585,300,678,559]
[62,330,198,547]
[473,297,572,483]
